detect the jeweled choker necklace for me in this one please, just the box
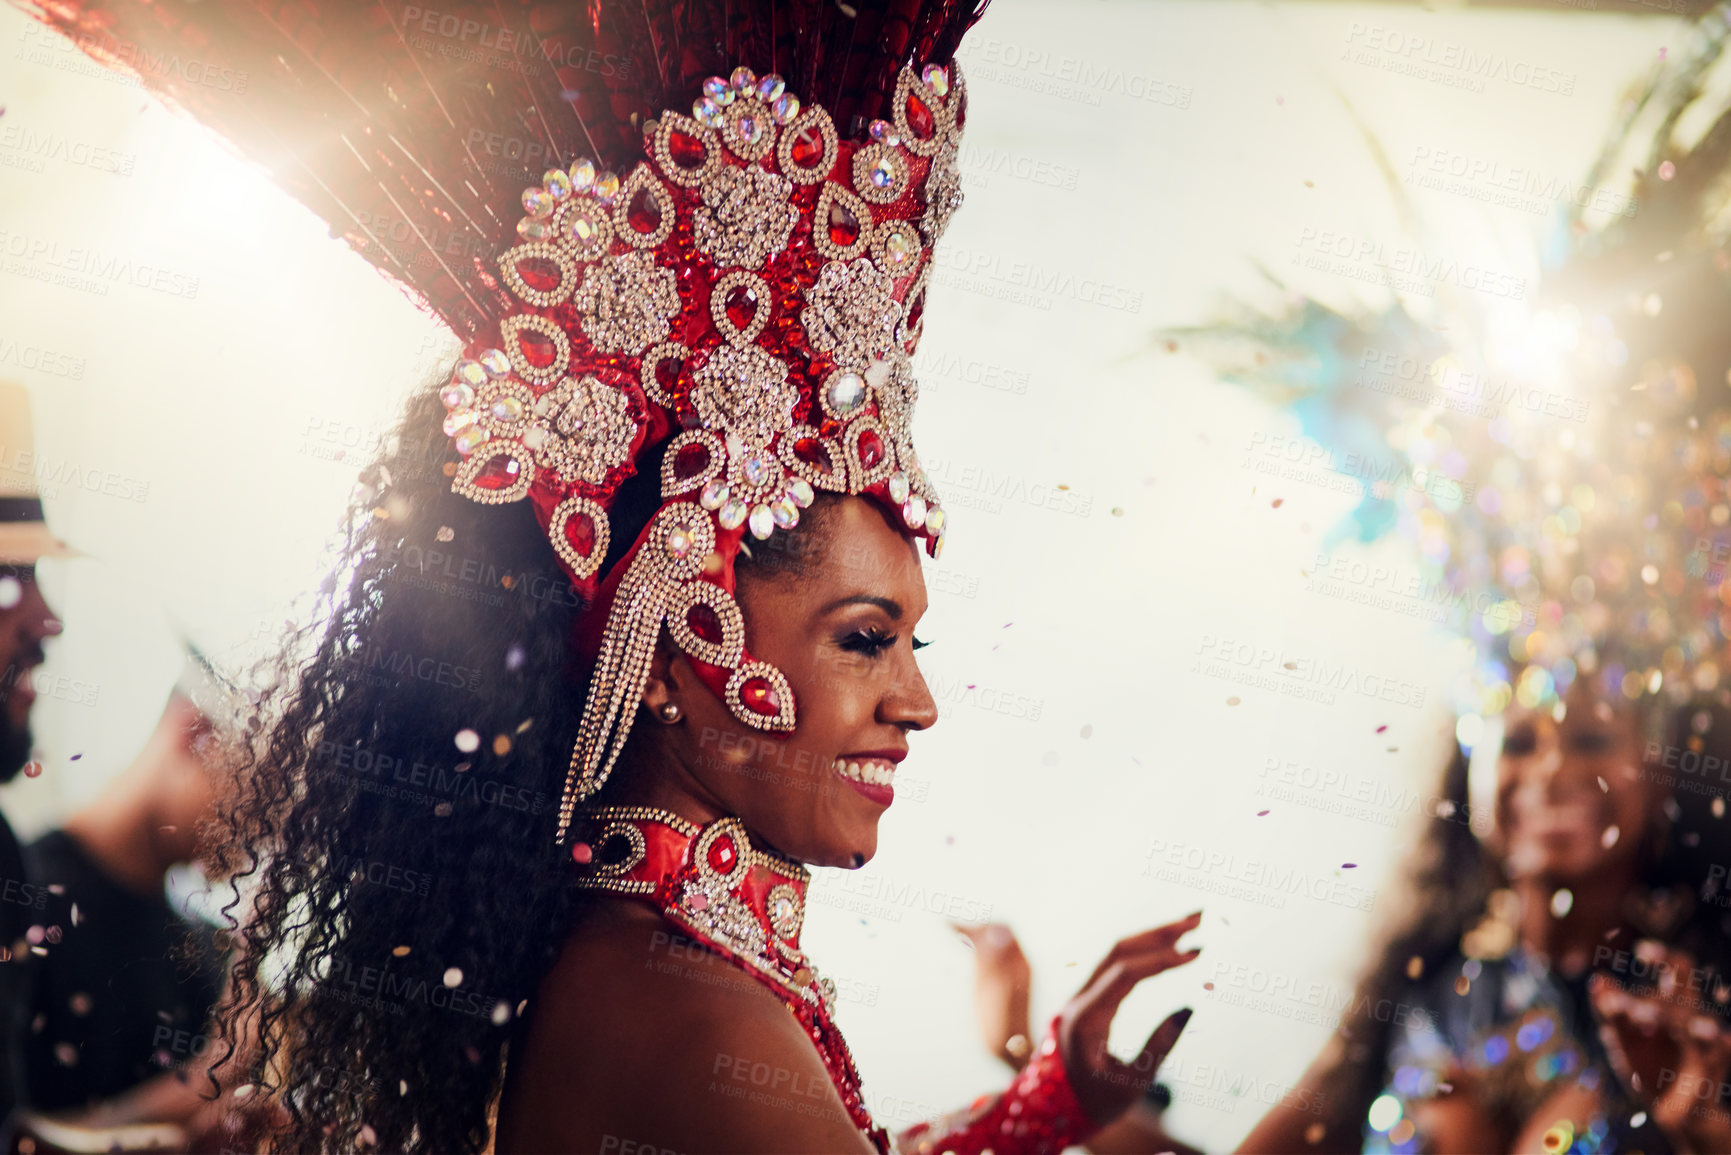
[568,806,888,1151]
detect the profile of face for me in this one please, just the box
[635,495,939,869]
[0,566,58,782]
[1494,681,1659,887]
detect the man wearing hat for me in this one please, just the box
[0,380,74,1127]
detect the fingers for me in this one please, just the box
[1128,1007,1194,1081]
[1081,911,1202,989]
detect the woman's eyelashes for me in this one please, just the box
[838,628,932,657]
[839,627,897,657]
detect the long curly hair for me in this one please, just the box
[203,383,592,1154]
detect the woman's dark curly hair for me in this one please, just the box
[202,384,591,1153]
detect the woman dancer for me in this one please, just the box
[14,2,1199,1152]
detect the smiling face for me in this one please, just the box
[1494,682,1659,887]
[630,494,938,868]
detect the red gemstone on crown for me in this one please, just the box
[668,129,707,169]
[473,453,522,490]
[724,285,759,331]
[857,429,885,470]
[905,291,926,336]
[564,511,597,557]
[793,436,836,476]
[906,93,936,140]
[655,354,684,394]
[674,440,710,479]
[828,200,861,248]
[687,602,724,644]
[518,328,558,368]
[626,188,662,234]
[739,676,781,715]
[790,126,826,168]
[515,255,563,292]
[707,835,738,873]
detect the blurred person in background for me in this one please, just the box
[1236,680,1700,1154]
[20,682,227,1117]
[0,381,75,1132]
[1182,9,1731,1150]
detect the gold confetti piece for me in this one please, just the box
[392,946,411,957]
[1227,696,1241,706]
[493,734,512,756]
[436,526,455,542]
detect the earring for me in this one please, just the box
[657,701,682,723]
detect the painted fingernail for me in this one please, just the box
[1173,1007,1194,1030]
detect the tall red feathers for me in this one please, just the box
[13,0,986,341]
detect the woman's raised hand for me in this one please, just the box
[1056,910,1202,1127]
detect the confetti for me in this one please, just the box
[1203,981,1215,991]
[1079,724,1093,739]
[392,946,411,957]
[1271,498,1284,508]
[1342,863,1357,869]
[1257,809,1270,816]
[1226,696,1241,706]
[454,729,480,753]
[436,526,455,542]
[1659,160,1676,180]
[492,734,512,756]
[443,967,464,988]
[1376,724,1388,734]
[1276,97,1286,107]
[69,754,80,761]
[1303,180,1314,188]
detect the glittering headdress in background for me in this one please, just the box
[18,0,985,840]
[1180,5,1731,726]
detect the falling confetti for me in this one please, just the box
[1659,160,1676,180]
[1226,696,1241,706]
[392,946,411,957]
[1276,97,1286,107]
[1271,498,1284,508]
[1376,724,1389,734]
[69,754,80,761]
[1079,724,1093,739]
[454,729,480,753]
[1256,809,1270,817]
[443,967,464,988]
[1601,825,1620,849]
[1342,863,1357,869]
[436,526,454,542]
[1203,981,1215,991]
[1303,180,1314,188]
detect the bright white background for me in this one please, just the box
[0,1,1678,1148]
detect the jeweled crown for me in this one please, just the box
[430,63,967,837]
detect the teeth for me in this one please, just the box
[834,758,896,786]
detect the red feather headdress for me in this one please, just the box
[18,0,987,835]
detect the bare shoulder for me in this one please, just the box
[496,901,874,1155]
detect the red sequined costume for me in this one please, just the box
[14,1,1099,1150]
